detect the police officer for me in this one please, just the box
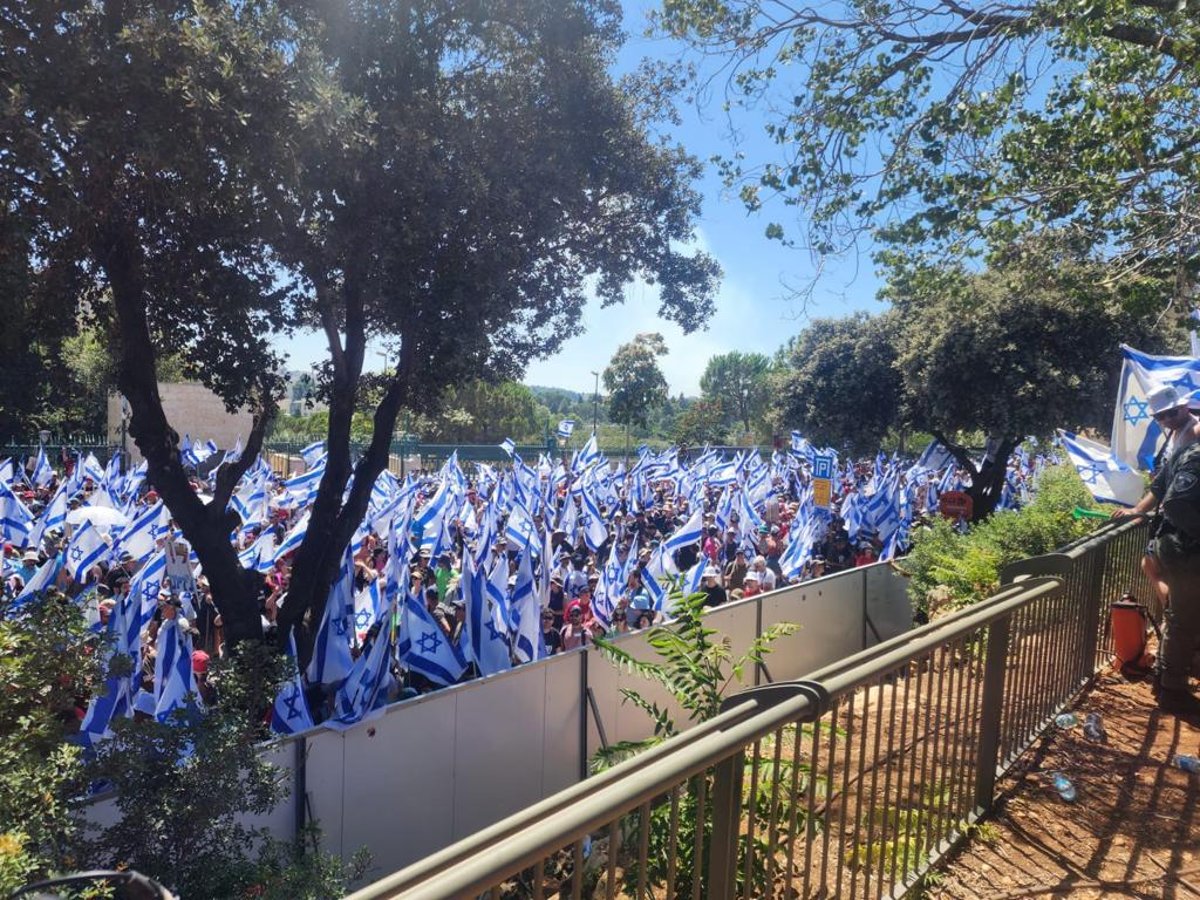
[1114,384,1200,712]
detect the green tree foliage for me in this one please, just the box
[699,351,773,435]
[603,332,671,430]
[656,0,1200,274]
[905,464,1098,617]
[77,644,368,898]
[771,312,903,455]
[0,596,101,893]
[772,239,1171,517]
[673,396,727,446]
[887,241,1170,515]
[422,381,542,443]
[1,0,720,664]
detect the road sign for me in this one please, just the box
[813,454,834,480]
[813,478,832,509]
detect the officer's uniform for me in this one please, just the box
[1149,441,1200,691]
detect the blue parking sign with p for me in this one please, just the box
[813,454,833,480]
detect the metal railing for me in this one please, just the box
[348,518,1153,900]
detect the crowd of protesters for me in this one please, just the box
[0,435,1048,734]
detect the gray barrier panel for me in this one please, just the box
[83,563,912,883]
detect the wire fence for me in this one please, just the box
[346,517,1153,900]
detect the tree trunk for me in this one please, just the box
[931,430,1015,522]
[276,375,408,669]
[100,225,264,646]
[967,436,1016,521]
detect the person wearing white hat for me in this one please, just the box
[701,565,727,608]
[1115,385,1200,522]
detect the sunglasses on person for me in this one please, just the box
[1154,406,1186,423]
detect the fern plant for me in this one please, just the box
[590,588,802,897]
[593,589,800,771]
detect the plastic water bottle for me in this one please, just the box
[1054,712,1079,729]
[1050,772,1076,802]
[1083,712,1107,742]
[1172,755,1200,774]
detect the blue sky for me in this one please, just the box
[277,2,884,396]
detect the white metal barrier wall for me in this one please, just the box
[296,562,911,880]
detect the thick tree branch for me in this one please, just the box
[210,388,277,514]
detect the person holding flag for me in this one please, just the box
[1113,385,1200,713]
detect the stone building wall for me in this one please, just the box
[107,383,256,463]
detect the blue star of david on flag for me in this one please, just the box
[485,619,506,642]
[354,608,372,630]
[1079,462,1104,484]
[1123,396,1150,426]
[283,688,304,721]
[70,546,83,562]
[416,629,442,655]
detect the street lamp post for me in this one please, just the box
[119,396,130,474]
[590,370,600,434]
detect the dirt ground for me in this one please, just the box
[931,666,1200,899]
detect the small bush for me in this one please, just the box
[907,464,1101,617]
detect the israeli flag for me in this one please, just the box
[683,558,707,595]
[31,445,54,488]
[576,433,601,470]
[79,666,132,748]
[238,529,278,573]
[125,549,167,655]
[1058,430,1145,507]
[1112,344,1200,470]
[915,440,955,474]
[400,591,467,686]
[272,510,310,562]
[556,419,576,440]
[65,520,110,582]
[154,617,200,721]
[0,481,33,544]
[299,441,327,468]
[462,553,511,677]
[12,556,60,607]
[510,550,542,663]
[305,558,356,688]
[579,486,609,554]
[332,609,395,725]
[499,438,517,458]
[271,637,315,735]
[113,501,163,563]
[660,508,703,576]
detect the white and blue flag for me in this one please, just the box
[1112,344,1200,470]
[65,520,110,581]
[1058,430,1145,507]
[271,637,315,736]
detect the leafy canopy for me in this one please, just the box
[771,311,903,454]
[699,350,773,435]
[604,332,672,429]
[657,0,1200,272]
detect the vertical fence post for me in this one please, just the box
[1081,540,1108,677]
[974,614,1012,811]
[754,596,763,686]
[707,752,745,900]
[579,648,590,781]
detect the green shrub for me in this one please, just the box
[75,642,368,899]
[907,464,1102,616]
[0,593,101,894]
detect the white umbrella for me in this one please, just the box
[66,506,130,529]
